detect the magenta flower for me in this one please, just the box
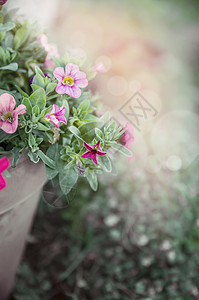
[93,62,107,73]
[44,104,67,128]
[0,0,7,5]
[53,63,88,98]
[0,157,9,191]
[81,140,106,165]
[119,122,134,162]
[37,34,59,68]
[0,93,26,134]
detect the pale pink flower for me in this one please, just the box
[37,34,59,68]
[0,93,26,134]
[53,63,88,98]
[44,104,67,128]
[119,122,134,162]
[93,62,107,73]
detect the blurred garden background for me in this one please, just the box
[8,0,199,299]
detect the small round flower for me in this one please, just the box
[0,93,26,134]
[44,104,67,128]
[53,63,88,98]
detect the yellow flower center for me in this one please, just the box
[2,112,14,123]
[62,76,74,86]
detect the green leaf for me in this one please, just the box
[32,105,40,116]
[31,84,41,92]
[28,132,36,149]
[11,147,22,168]
[79,120,104,142]
[110,141,132,156]
[98,155,112,172]
[14,27,29,49]
[46,83,57,95]
[0,62,18,71]
[22,97,32,114]
[15,85,29,98]
[0,22,15,33]
[95,128,103,140]
[32,73,45,88]
[37,122,49,131]
[78,99,90,113]
[35,66,44,77]
[62,98,69,120]
[68,126,84,144]
[45,143,61,179]
[28,151,39,163]
[29,88,46,111]
[59,162,78,195]
[0,129,18,143]
[36,149,56,169]
[85,168,98,191]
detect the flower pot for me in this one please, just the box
[0,153,46,300]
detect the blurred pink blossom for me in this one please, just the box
[93,62,107,73]
[37,34,59,68]
[119,122,134,162]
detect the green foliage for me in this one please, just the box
[0,5,129,196]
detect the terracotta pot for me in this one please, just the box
[0,153,46,300]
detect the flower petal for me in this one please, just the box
[56,83,67,95]
[14,104,26,116]
[1,119,18,134]
[75,77,88,88]
[53,67,65,81]
[65,85,81,98]
[84,142,94,151]
[0,174,6,191]
[91,153,98,164]
[65,63,79,77]
[97,150,107,156]
[81,151,92,159]
[55,106,65,116]
[0,157,9,173]
[57,115,67,124]
[0,93,16,113]
[49,116,60,128]
[95,140,101,149]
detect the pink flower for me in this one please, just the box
[119,122,134,162]
[93,62,107,73]
[0,0,7,5]
[37,34,59,68]
[0,157,9,191]
[44,104,67,128]
[81,140,106,165]
[0,93,26,134]
[53,63,88,98]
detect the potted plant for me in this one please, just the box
[0,1,134,299]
